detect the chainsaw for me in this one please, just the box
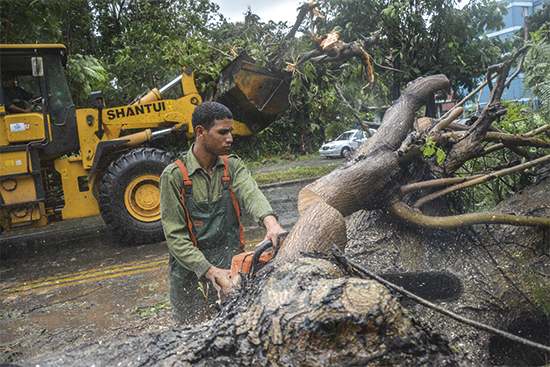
[230,232,462,302]
[230,231,289,280]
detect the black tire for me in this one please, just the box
[341,147,351,158]
[98,148,175,246]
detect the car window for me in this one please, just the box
[355,132,364,139]
[336,132,354,141]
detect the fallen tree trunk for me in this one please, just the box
[298,74,451,216]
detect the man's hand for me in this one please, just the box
[204,266,238,302]
[260,215,286,248]
[205,265,231,282]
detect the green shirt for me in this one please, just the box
[160,144,276,279]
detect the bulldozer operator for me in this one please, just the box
[2,72,41,114]
[159,101,286,325]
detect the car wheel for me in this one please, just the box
[341,147,351,158]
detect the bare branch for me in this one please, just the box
[280,2,322,43]
[372,60,409,75]
[438,130,550,149]
[440,74,497,121]
[434,107,463,132]
[525,123,550,137]
[505,51,527,89]
[400,174,485,195]
[292,31,380,83]
[456,124,549,158]
[390,201,550,228]
[413,155,550,208]
[484,132,550,148]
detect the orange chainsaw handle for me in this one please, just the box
[249,240,273,277]
[249,231,289,277]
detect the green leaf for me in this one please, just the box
[436,148,447,164]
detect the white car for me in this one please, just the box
[319,129,371,158]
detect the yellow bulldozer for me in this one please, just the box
[0,44,290,245]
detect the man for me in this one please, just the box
[2,72,41,113]
[160,101,286,324]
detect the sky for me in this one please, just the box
[213,0,304,24]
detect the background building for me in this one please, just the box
[475,0,549,107]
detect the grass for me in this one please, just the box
[251,164,340,185]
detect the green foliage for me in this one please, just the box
[320,0,508,102]
[197,281,207,299]
[458,98,548,214]
[421,135,447,164]
[523,29,550,122]
[66,55,109,107]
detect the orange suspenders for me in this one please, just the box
[174,156,246,251]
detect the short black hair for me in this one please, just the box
[191,101,233,133]
[2,72,14,81]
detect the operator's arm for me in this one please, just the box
[7,104,31,113]
[229,156,286,244]
[3,94,29,113]
[159,164,213,279]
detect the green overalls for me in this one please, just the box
[169,156,245,324]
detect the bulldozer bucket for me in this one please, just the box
[215,51,290,133]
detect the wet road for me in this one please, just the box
[0,177,320,362]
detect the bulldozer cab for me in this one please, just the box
[0,44,79,156]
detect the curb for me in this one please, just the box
[258,176,319,189]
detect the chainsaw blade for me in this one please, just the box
[379,270,462,303]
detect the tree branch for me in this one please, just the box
[433,107,463,132]
[390,201,550,228]
[440,74,497,121]
[400,174,484,195]
[439,130,550,149]
[412,155,550,208]
[484,132,550,148]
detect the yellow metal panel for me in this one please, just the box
[103,100,171,128]
[102,96,199,130]
[54,157,100,219]
[0,150,29,176]
[0,203,48,230]
[76,108,102,170]
[233,120,253,136]
[1,115,9,145]
[5,114,45,143]
[0,175,37,204]
[9,203,42,224]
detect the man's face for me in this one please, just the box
[200,118,234,156]
[2,77,14,88]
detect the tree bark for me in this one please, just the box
[273,200,347,264]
